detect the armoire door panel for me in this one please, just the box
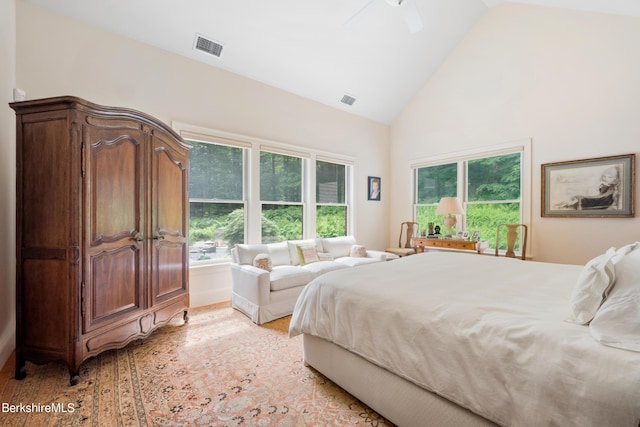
[20,117,70,249]
[88,133,143,245]
[150,140,189,305]
[153,241,188,301]
[21,259,70,353]
[152,147,188,238]
[87,245,142,330]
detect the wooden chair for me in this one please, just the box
[495,224,528,260]
[386,221,418,257]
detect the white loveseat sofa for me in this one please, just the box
[230,236,387,324]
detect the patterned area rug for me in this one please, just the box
[0,305,392,426]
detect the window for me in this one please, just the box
[415,162,457,231]
[175,122,354,265]
[316,160,348,238]
[413,142,529,251]
[188,141,245,262]
[260,151,304,243]
[466,153,522,249]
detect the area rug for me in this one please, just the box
[0,305,393,426]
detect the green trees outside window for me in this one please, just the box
[260,152,304,242]
[316,160,347,238]
[467,153,521,249]
[416,163,457,234]
[188,141,245,261]
[188,140,353,263]
[414,152,522,250]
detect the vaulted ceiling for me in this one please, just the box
[23,0,640,124]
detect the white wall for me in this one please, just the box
[391,3,640,265]
[0,0,16,371]
[15,1,390,307]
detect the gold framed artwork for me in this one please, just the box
[541,153,635,218]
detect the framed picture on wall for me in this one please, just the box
[541,153,635,218]
[368,176,381,201]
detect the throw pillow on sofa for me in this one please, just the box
[287,239,323,266]
[297,244,320,265]
[253,253,273,272]
[350,245,367,257]
[318,252,334,261]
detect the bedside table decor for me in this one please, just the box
[435,197,465,238]
[412,237,489,254]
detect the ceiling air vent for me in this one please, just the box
[194,34,223,57]
[340,94,357,106]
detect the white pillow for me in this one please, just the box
[236,242,290,266]
[611,241,639,264]
[317,252,334,261]
[321,236,357,258]
[589,244,640,352]
[236,244,270,265]
[265,241,291,266]
[566,247,616,324]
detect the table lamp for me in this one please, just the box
[435,197,464,238]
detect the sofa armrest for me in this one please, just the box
[365,250,387,262]
[230,264,271,305]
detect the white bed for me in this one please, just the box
[289,252,640,427]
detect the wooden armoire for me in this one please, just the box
[11,96,191,385]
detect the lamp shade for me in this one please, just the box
[435,197,464,215]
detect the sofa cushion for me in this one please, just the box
[268,242,293,266]
[335,257,380,267]
[301,261,349,276]
[236,244,268,265]
[321,236,357,259]
[236,242,290,266]
[287,239,323,266]
[269,266,314,291]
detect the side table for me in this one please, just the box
[412,237,489,254]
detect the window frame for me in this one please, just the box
[315,158,352,238]
[411,139,531,254]
[259,149,306,242]
[173,122,355,265]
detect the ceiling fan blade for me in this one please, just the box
[344,0,378,28]
[401,0,424,33]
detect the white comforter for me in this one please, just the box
[289,252,640,427]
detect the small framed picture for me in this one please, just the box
[368,176,381,201]
[471,230,480,241]
[462,231,470,240]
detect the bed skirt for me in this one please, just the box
[303,334,498,427]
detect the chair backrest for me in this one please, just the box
[495,224,528,260]
[398,221,419,248]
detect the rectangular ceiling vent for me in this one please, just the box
[194,34,223,57]
[340,94,357,106]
